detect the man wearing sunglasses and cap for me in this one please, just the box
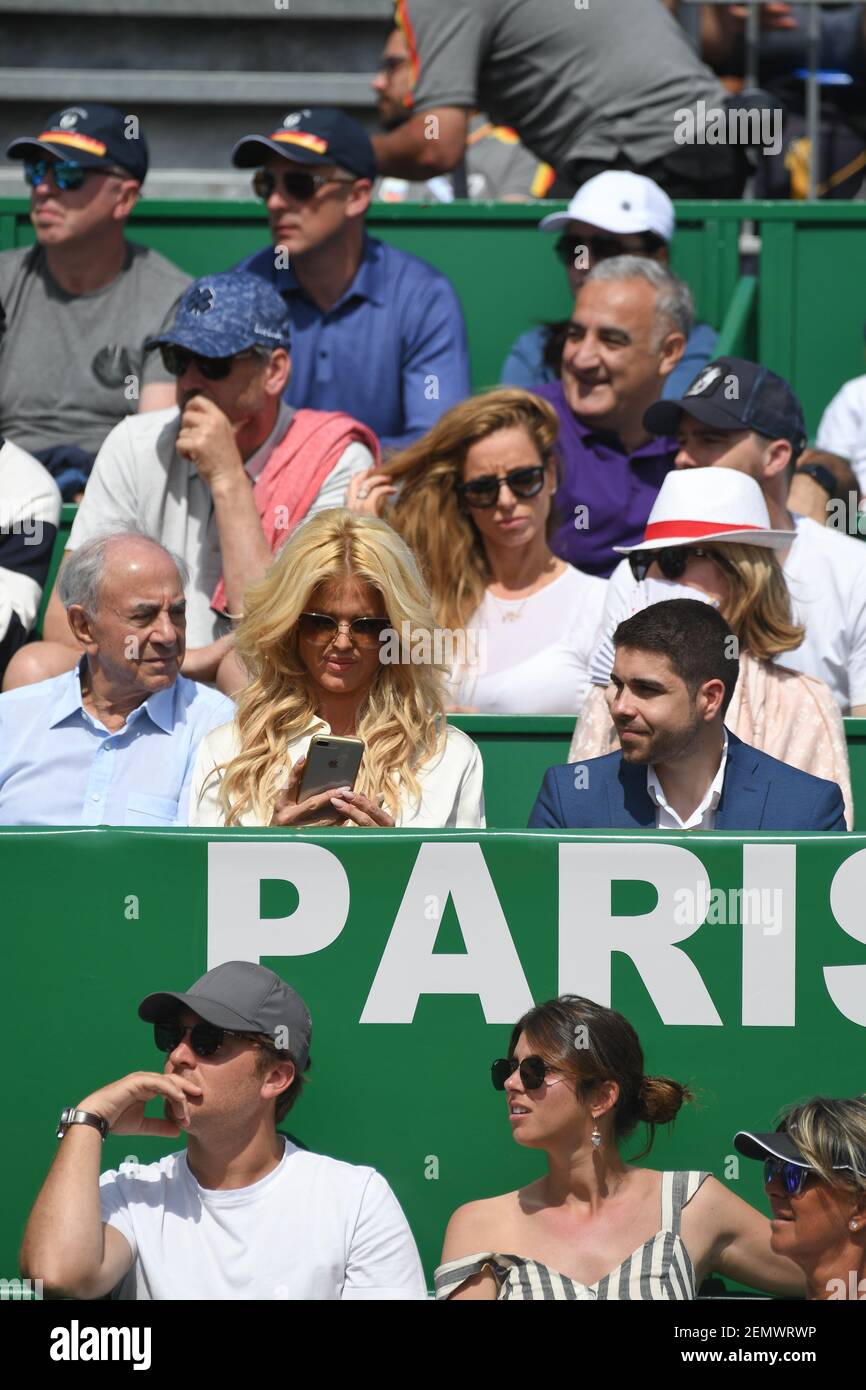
[6,270,377,694]
[231,107,470,452]
[600,355,866,719]
[0,105,190,496]
[21,961,426,1299]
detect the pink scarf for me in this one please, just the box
[211,409,380,613]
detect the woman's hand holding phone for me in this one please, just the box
[329,788,396,827]
[270,756,346,827]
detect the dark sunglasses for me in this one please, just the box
[491,1055,557,1091]
[158,343,262,380]
[627,545,731,584]
[253,168,357,203]
[297,611,391,648]
[763,1157,815,1196]
[555,232,630,266]
[456,465,547,509]
[154,1021,271,1058]
[23,158,122,192]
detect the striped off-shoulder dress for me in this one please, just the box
[435,1170,710,1301]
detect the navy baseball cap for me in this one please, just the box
[644,356,808,456]
[144,271,291,358]
[231,106,376,181]
[139,961,313,1070]
[6,103,148,182]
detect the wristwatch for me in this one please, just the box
[794,463,837,499]
[56,1107,109,1141]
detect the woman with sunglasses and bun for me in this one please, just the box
[347,389,607,714]
[188,509,484,827]
[734,1096,866,1300]
[436,995,805,1301]
[569,468,853,825]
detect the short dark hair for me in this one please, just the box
[613,598,739,716]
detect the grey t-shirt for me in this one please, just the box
[403,0,725,171]
[0,242,190,455]
[375,113,553,202]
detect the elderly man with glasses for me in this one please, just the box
[20,961,426,1299]
[232,107,470,452]
[4,271,378,694]
[0,104,190,497]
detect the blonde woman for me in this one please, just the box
[189,510,484,828]
[348,389,607,715]
[571,469,854,826]
[734,1096,866,1300]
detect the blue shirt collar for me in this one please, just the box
[278,234,386,310]
[48,659,178,734]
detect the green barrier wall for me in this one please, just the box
[3,199,863,430]
[3,827,865,1291]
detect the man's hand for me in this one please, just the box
[76,1072,204,1138]
[176,395,246,489]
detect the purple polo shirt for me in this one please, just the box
[534,382,677,579]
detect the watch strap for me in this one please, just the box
[56,1107,109,1141]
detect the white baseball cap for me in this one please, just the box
[538,170,675,241]
[613,468,796,554]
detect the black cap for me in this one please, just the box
[6,103,148,182]
[231,106,376,181]
[644,356,807,456]
[734,1125,856,1175]
[139,961,312,1071]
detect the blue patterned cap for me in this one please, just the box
[145,270,291,357]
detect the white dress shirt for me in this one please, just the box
[646,732,729,831]
[189,716,485,828]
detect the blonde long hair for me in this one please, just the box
[375,388,561,631]
[215,510,448,825]
[712,542,804,660]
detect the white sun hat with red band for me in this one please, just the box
[613,467,796,555]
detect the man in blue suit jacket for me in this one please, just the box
[529,599,847,833]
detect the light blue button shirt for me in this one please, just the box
[0,662,235,827]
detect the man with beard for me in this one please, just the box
[528,598,846,831]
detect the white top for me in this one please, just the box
[816,372,866,492]
[602,514,866,711]
[0,437,61,636]
[448,565,607,714]
[98,1136,427,1301]
[66,402,374,648]
[189,717,485,828]
[647,732,729,831]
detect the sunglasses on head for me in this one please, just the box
[154,1021,272,1058]
[158,343,262,380]
[297,611,390,648]
[24,158,126,191]
[627,545,731,584]
[456,465,547,509]
[491,1055,559,1091]
[253,168,357,203]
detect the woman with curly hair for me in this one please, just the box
[348,388,607,714]
[188,509,484,827]
[436,995,805,1301]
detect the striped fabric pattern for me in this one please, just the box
[434,1170,710,1301]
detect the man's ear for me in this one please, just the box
[345,177,373,221]
[762,437,793,481]
[66,603,97,650]
[265,348,291,397]
[113,178,141,223]
[699,676,727,721]
[658,329,686,378]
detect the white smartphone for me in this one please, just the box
[298,736,365,799]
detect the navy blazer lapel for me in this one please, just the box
[610,757,656,828]
[715,733,769,829]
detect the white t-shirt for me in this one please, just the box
[99,1136,427,1300]
[816,373,866,492]
[67,402,373,648]
[601,515,866,711]
[189,717,485,828]
[449,565,607,714]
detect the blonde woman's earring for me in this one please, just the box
[591,1120,602,1149]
